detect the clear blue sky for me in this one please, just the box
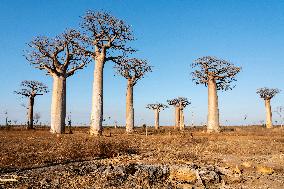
[0,0,284,126]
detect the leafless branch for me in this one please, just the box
[191,56,241,91]
[256,87,280,100]
[14,80,49,98]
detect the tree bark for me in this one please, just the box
[90,59,104,136]
[126,79,134,133]
[265,99,273,128]
[27,96,34,129]
[175,106,180,129]
[180,109,185,130]
[154,109,160,130]
[50,76,66,134]
[207,77,220,132]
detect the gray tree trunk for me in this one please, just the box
[180,109,185,130]
[207,78,220,132]
[126,79,134,133]
[27,96,34,129]
[154,109,160,130]
[90,60,104,136]
[50,76,66,134]
[175,106,180,129]
[265,99,273,128]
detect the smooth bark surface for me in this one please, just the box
[50,76,66,134]
[265,99,273,128]
[27,97,34,129]
[207,78,220,132]
[154,109,160,130]
[126,79,134,133]
[179,109,185,130]
[90,60,104,136]
[175,106,180,129]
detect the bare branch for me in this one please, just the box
[25,29,90,78]
[114,58,152,85]
[167,97,191,108]
[80,11,136,61]
[191,56,241,91]
[146,103,168,112]
[256,87,280,100]
[14,80,49,98]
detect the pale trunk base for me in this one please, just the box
[27,97,34,129]
[265,99,273,128]
[154,109,159,130]
[175,106,180,129]
[126,80,134,133]
[50,76,66,134]
[207,79,220,133]
[180,109,185,130]
[90,61,104,136]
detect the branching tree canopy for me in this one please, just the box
[191,56,241,91]
[114,58,152,85]
[256,87,280,100]
[167,97,191,108]
[14,80,48,98]
[146,103,168,111]
[25,29,89,77]
[81,11,135,62]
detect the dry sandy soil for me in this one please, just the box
[0,126,284,188]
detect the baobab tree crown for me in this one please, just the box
[146,103,168,112]
[115,58,152,85]
[256,87,280,100]
[81,11,135,61]
[191,56,241,91]
[25,29,89,77]
[167,97,191,108]
[14,80,49,97]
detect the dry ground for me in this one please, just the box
[0,126,284,188]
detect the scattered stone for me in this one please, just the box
[256,166,274,175]
[169,166,197,183]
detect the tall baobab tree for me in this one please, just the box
[146,103,168,130]
[256,87,280,128]
[80,11,135,136]
[167,97,190,130]
[25,30,89,134]
[191,56,241,133]
[115,58,152,133]
[14,80,48,129]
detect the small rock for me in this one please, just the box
[169,167,197,183]
[256,166,274,175]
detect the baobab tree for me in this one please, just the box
[14,80,48,129]
[191,56,241,133]
[115,58,152,133]
[256,87,280,128]
[80,11,135,136]
[146,103,168,130]
[25,30,89,134]
[167,97,190,130]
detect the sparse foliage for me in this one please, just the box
[115,58,152,85]
[256,87,280,100]
[81,11,135,61]
[146,103,168,111]
[191,56,241,91]
[25,30,89,77]
[14,80,48,97]
[167,97,191,108]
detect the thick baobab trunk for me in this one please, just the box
[27,96,34,129]
[179,109,185,130]
[175,106,180,129]
[90,60,104,136]
[154,109,160,130]
[50,76,66,134]
[126,79,134,133]
[207,78,220,132]
[265,99,273,128]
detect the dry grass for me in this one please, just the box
[0,126,284,173]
